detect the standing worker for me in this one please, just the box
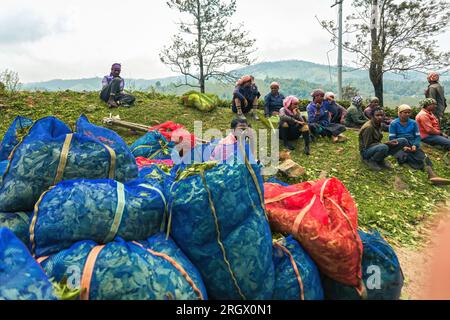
[425,71,447,122]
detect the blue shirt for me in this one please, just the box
[323,100,338,117]
[307,102,330,126]
[264,92,285,116]
[389,118,421,147]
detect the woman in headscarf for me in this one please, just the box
[100,63,136,108]
[345,95,368,128]
[389,104,450,186]
[425,71,447,122]
[323,92,348,124]
[232,75,260,120]
[264,82,285,117]
[307,89,347,143]
[278,96,311,155]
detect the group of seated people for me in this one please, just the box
[231,75,450,185]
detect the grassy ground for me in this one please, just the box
[1,91,449,246]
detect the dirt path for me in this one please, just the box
[395,199,450,300]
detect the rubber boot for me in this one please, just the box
[280,127,295,150]
[252,106,260,120]
[303,131,310,156]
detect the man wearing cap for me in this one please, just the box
[264,82,285,118]
[425,72,447,121]
[307,89,347,143]
[390,104,450,185]
[232,75,260,120]
[100,63,136,108]
[416,98,450,152]
[345,96,369,128]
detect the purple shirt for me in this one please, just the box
[102,75,125,92]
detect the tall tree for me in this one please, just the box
[160,0,256,93]
[321,0,450,106]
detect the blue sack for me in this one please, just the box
[0,160,8,185]
[265,177,289,186]
[0,227,56,300]
[272,236,324,300]
[0,116,33,161]
[0,116,138,212]
[168,159,275,300]
[40,235,207,300]
[130,131,175,160]
[0,212,31,246]
[30,178,167,258]
[321,230,404,300]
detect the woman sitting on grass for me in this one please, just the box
[307,89,347,143]
[278,96,311,155]
[389,104,450,186]
[345,96,369,128]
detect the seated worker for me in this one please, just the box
[264,82,285,117]
[100,63,136,108]
[323,92,348,124]
[345,96,369,128]
[359,107,408,171]
[307,89,347,143]
[416,98,450,152]
[232,75,260,120]
[279,96,311,155]
[364,97,392,132]
[210,118,256,163]
[389,104,450,185]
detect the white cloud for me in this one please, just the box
[0,0,448,83]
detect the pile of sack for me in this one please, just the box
[0,115,403,300]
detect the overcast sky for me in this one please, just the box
[0,0,449,83]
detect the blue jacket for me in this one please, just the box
[307,102,330,126]
[389,118,421,148]
[264,93,285,116]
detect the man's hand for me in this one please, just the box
[403,146,412,152]
[386,140,399,146]
[271,111,279,116]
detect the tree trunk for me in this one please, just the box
[196,0,205,93]
[372,72,384,107]
[370,0,384,106]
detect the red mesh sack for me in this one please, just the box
[264,178,364,290]
[149,122,196,148]
[135,157,174,170]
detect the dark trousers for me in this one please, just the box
[394,143,433,170]
[279,122,310,147]
[309,123,346,138]
[362,138,408,163]
[423,135,450,151]
[100,79,135,106]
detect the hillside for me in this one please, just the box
[0,90,449,246]
[20,60,450,106]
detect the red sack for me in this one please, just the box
[264,178,364,289]
[149,121,196,148]
[135,157,174,170]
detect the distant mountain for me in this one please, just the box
[21,60,449,105]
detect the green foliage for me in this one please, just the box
[0,90,448,246]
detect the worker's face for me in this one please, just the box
[371,100,380,108]
[112,67,121,77]
[233,123,249,136]
[373,111,384,125]
[243,81,252,88]
[399,110,412,122]
[427,103,437,113]
[271,87,279,95]
[315,94,324,104]
[289,101,299,110]
[327,95,335,102]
